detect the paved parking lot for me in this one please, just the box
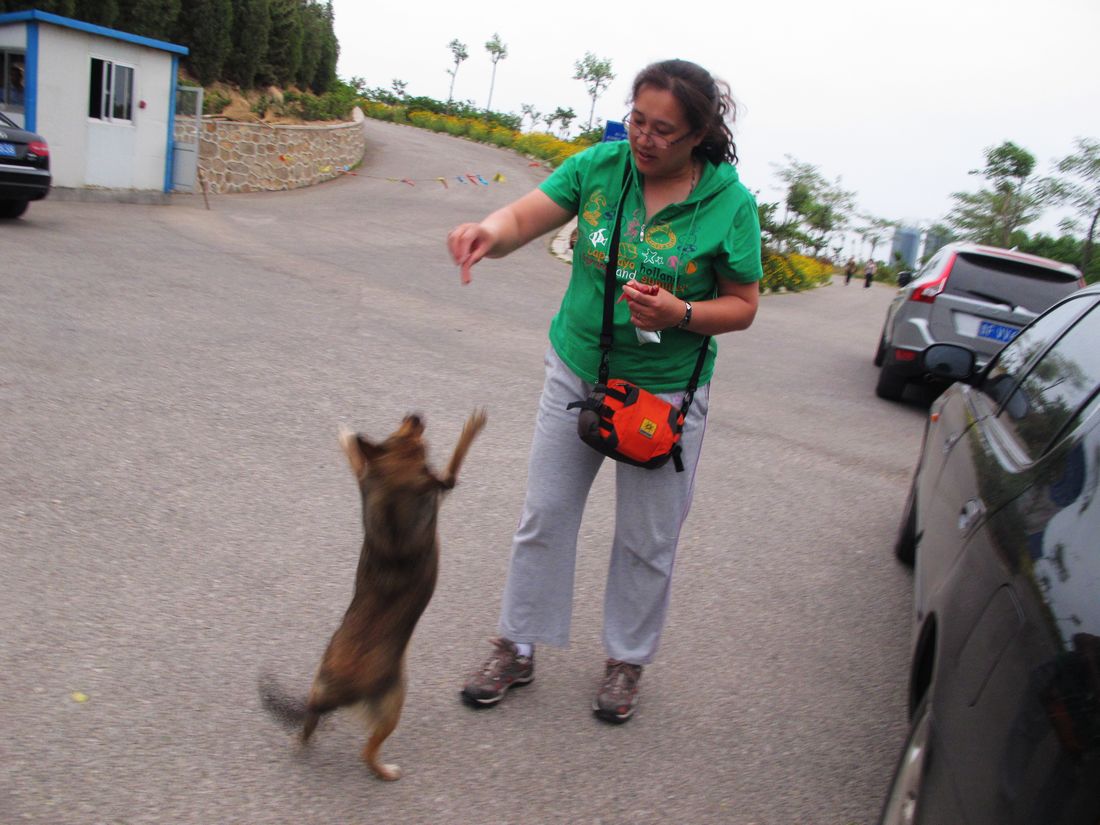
[1,118,929,824]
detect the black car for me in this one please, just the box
[0,110,50,218]
[879,284,1100,824]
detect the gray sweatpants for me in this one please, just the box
[498,347,710,665]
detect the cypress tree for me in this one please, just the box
[0,1,78,14]
[72,0,119,27]
[311,2,338,94]
[296,0,323,91]
[115,0,180,40]
[177,0,233,86]
[225,0,270,88]
[265,0,302,87]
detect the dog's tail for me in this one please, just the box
[258,674,310,730]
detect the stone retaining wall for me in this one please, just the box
[196,116,365,194]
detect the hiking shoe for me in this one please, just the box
[592,659,643,723]
[461,637,534,707]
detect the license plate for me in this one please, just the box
[0,142,16,157]
[978,320,1020,343]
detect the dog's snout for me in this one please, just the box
[404,414,423,429]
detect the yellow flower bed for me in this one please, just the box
[359,100,586,168]
[761,251,836,293]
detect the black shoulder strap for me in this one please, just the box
[598,161,634,384]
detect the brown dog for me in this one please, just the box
[260,409,486,780]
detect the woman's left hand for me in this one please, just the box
[621,281,684,332]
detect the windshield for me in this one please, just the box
[946,253,1079,313]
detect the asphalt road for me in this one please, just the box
[1,118,931,825]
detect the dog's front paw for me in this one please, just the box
[465,408,488,438]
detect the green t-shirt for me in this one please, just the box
[540,140,763,392]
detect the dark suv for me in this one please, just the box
[873,242,1083,401]
[879,284,1100,824]
[0,110,50,219]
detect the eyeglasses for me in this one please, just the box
[623,113,695,150]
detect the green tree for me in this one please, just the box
[559,109,576,137]
[265,0,303,86]
[946,140,1045,247]
[858,215,898,262]
[72,0,118,26]
[176,0,233,85]
[295,0,326,89]
[483,32,507,112]
[310,0,337,93]
[115,0,179,38]
[0,1,77,14]
[772,155,855,256]
[223,0,270,87]
[573,51,614,131]
[1043,137,1100,274]
[520,102,541,132]
[445,38,467,106]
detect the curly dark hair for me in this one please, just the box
[630,59,738,165]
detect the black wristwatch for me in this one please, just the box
[676,300,693,329]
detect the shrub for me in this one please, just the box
[760,250,835,293]
[466,120,491,142]
[203,89,231,115]
[488,126,515,148]
[513,132,586,166]
[250,93,274,118]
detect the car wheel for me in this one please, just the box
[0,199,29,219]
[876,364,908,401]
[895,481,917,566]
[874,324,890,367]
[878,696,932,825]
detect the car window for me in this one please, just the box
[911,249,946,284]
[946,253,1080,313]
[995,300,1100,459]
[984,296,1097,409]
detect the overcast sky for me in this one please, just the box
[332,0,1100,243]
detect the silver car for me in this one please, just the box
[873,242,1084,401]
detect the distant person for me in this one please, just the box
[844,257,856,285]
[864,259,877,288]
[446,58,762,724]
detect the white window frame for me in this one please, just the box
[89,56,135,124]
[0,48,26,115]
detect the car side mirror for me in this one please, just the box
[896,271,915,287]
[922,343,977,383]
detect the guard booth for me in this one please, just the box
[0,9,189,196]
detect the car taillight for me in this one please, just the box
[27,140,49,158]
[894,348,919,362]
[909,253,956,304]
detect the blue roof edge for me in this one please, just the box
[0,9,189,55]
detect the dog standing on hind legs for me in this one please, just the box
[260,409,486,781]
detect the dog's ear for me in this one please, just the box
[339,427,382,479]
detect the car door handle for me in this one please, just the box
[959,498,986,534]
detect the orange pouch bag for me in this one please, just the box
[569,379,685,470]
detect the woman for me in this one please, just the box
[447,59,762,723]
[864,258,877,288]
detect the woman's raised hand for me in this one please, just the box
[447,222,494,285]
